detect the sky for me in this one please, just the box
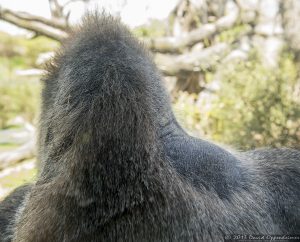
[0,0,179,35]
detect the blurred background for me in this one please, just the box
[0,0,299,199]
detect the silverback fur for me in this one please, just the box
[0,13,299,242]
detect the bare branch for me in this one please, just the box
[48,0,64,19]
[154,43,230,76]
[0,6,68,41]
[0,139,35,170]
[144,24,217,53]
[145,0,241,53]
[4,8,67,30]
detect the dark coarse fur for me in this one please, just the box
[0,185,31,240]
[1,13,299,242]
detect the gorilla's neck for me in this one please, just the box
[155,88,247,200]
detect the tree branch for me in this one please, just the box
[144,24,217,53]
[0,6,68,41]
[48,0,64,19]
[154,43,229,76]
[3,8,67,30]
[145,0,242,53]
[0,139,35,170]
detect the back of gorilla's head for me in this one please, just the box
[38,13,173,171]
[13,13,201,242]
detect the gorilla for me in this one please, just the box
[0,185,30,240]
[0,13,299,241]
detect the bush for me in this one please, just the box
[173,51,300,149]
[133,19,166,37]
[0,32,55,128]
[0,76,41,129]
[0,54,41,129]
[0,32,58,67]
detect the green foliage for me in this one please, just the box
[0,160,36,189]
[0,32,54,128]
[0,143,20,151]
[0,159,37,199]
[216,24,252,44]
[173,92,202,135]
[21,36,58,67]
[0,52,41,128]
[0,31,58,67]
[133,19,166,37]
[174,51,300,149]
[0,76,41,128]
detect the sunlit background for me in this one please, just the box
[0,0,299,199]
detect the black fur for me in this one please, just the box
[0,13,299,241]
[0,185,31,240]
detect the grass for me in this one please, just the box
[0,166,36,188]
[0,143,20,151]
[0,158,37,200]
